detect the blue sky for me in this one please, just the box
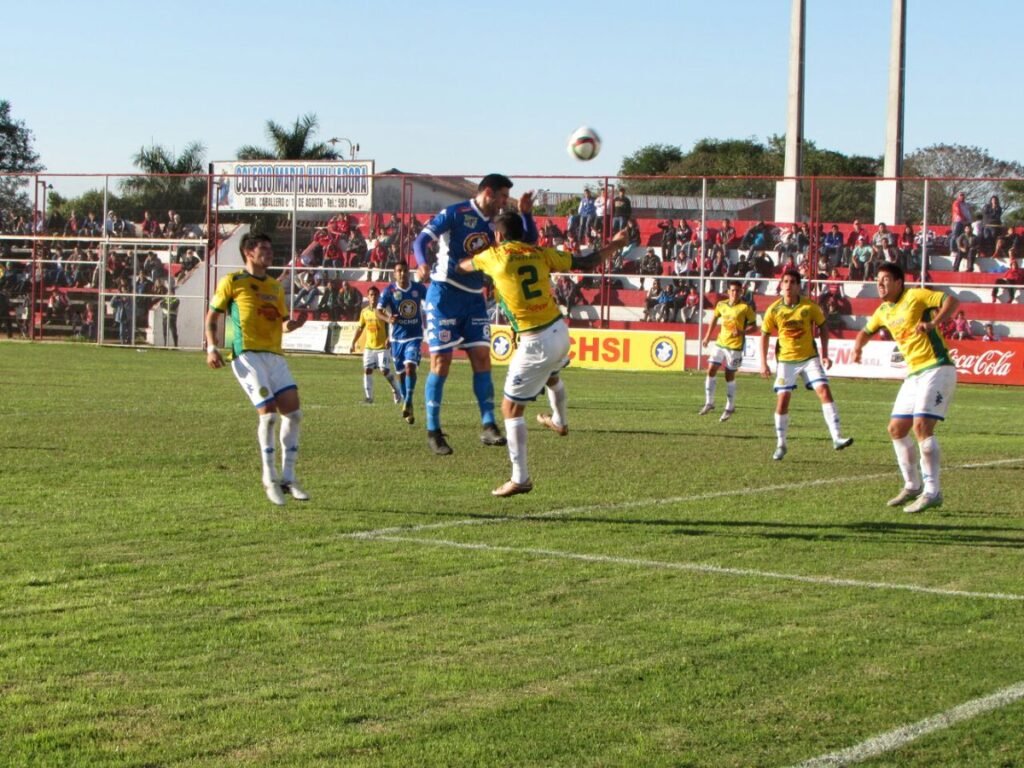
[4,0,1021,197]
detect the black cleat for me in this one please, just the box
[427,429,453,455]
[480,422,507,446]
[402,404,415,425]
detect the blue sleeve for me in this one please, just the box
[522,213,538,245]
[414,207,449,266]
[377,287,391,311]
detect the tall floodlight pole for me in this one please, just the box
[775,0,805,224]
[875,0,907,225]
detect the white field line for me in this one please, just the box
[362,535,1024,602]
[344,457,1024,541]
[789,680,1024,767]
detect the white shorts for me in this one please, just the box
[362,347,393,372]
[708,345,743,372]
[774,356,828,392]
[892,365,957,421]
[503,322,571,403]
[231,351,297,408]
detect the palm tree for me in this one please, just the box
[236,114,339,160]
[121,141,208,222]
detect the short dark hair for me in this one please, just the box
[781,268,802,284]
[478,173,513,192]
[493,211,525,241]
[240,232,271,255]
[878,262,905,282]
[728,279,744,290]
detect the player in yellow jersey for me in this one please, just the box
[349,285,401,405]
[700,280,756,421]
[853,263,959,513]
[458,212,629,496]
[205,233,309,506]
[760,269,854,461]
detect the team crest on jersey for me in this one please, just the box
[398,299,418,319]
[259,387,269,398]
[463,215,478,228]
[439,330,451,342]
[464,232,490,255]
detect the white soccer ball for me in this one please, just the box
[567,126,601,161]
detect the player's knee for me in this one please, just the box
[912,420,935,441]
[282,408,302,422]
[817,385,834,404]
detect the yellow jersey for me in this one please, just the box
[761,297,824,362]
[864,287,952,375]
[471,241,571,333]
[713,300,756,351]
[358,307,389,350]
[210,270,287,357]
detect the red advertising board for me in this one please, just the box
[948,340,1024,386]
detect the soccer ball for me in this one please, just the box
[567,126,601,161]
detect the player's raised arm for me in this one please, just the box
[570,229,630,271]
[283,311,307,333]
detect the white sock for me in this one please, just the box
[892,434,922,490]
[385,372,400,397]
[545,379,568,427]
[505,416,528,484]
[704,375,717,406]
[257,412,279,484]
[363,373,373,400]
[821,401,843,441]
[279,409,302,484]
[725,380,737,409]
[774,412,789,446]
[919,436,941,496]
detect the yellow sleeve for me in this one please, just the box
[922,289,945,309]
[210,275,233,312]
[713,303,724,320]
[811,302,826,327]
[744,305,757,328]
[471,247,494,275]
[761,306,776,334]
[864,306,884,335]
[358,308,367,329]
[276,284,288,319]
[544,247,572,273]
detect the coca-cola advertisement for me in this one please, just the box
[948,341,1024,385]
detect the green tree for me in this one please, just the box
[0,100,44,218]
[236,114,339,160]
[902,144,1024,225]
[120,141,208,223]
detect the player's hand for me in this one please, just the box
[853,349,862,364]
[915,320,934,334]
[609,229,630,246]
[518,191,534,214]
[349,345,355,354]
[206,348,224,369]
[288,311,308,330]
[701,338,708,349]
[416,263,430,283]
[822,356,832,369]
[760,364,771,378]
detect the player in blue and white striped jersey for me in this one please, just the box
[412,173,537,455]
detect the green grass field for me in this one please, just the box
[2,342,1023,767]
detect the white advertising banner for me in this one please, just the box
[739,336,904,380]
[212,160,374,213]
[282,321,362,354]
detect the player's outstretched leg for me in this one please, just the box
[493,413,532,497]
[538,376,569,436]
[402,364,418,424]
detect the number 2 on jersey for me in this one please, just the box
[518,265,542,300]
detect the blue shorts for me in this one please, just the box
[391,338,423,368]
[424,282,490,353]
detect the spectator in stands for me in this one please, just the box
[81,212,101,237]
[294,272,320,311]
[0,289,12,338]
[820,267,850,312]
[367,237,388,281]
[950,191,971,251]
[318,280,342,321]
[141,210,161,238]
[682,286,701,323]
[577,189,596,245]
[821,224,843,269]
[658,218,678,261]
[951,310,972,340]
[142,251,164,282]
[611,187,632,233]
[180,248,201,272]
[105,211,125,238]
[594,189,607,237]
[63,210,80,238]
[154,280,179,347]
[554,274,583,311]
[712,219,736,263]
[991,253,1023,303]
[384,242,403,273]
[742,221,770,263]
[952,225,979,272]
[897,223,915,271]
[110,279,133,344]
[638,247,660,289]
[542,219,563,246]
[677,220,694,256]
[872,222,893,250]
[656,282,677,322]
[624,219,641,248]
[982,322,1000,342]
[642,281,662,321]
[849,236,874,281]
[982,195,1003,244]
[993,226,1019,262]
[338,280,362,321]
[708,248,729,293]
[82,301,95,340]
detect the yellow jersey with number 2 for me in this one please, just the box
[471,241,571,333]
